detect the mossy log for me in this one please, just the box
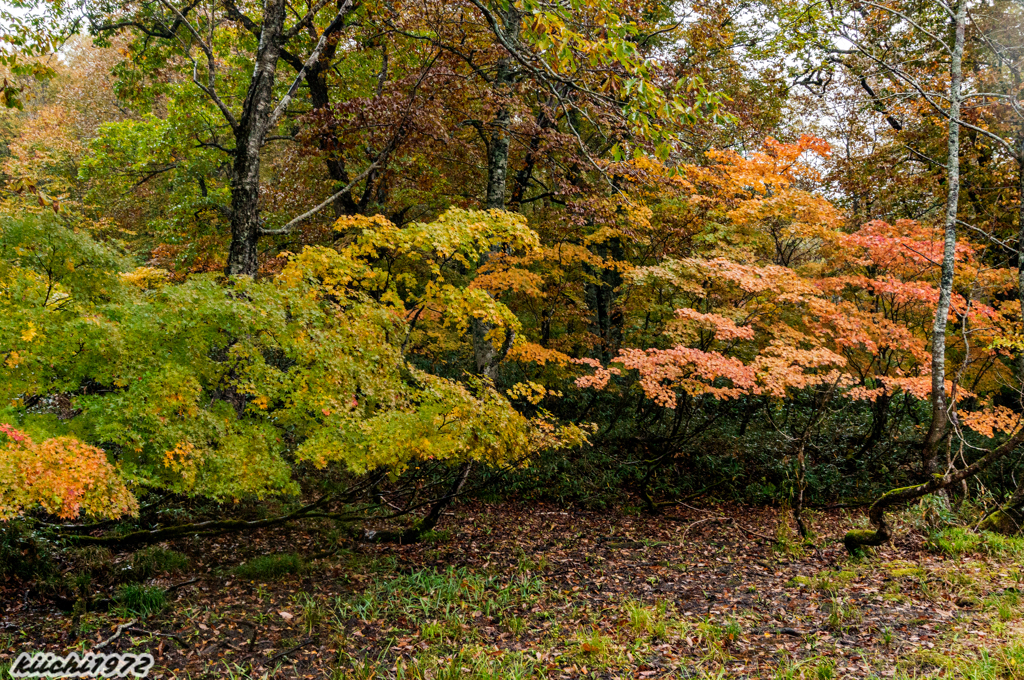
[843,429,1024,554]
[977,507,1024,535]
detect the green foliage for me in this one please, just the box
[80,109,230,252]
[0,209,585,518]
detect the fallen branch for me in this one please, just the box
[96,620,137,650]
[60,495,348,547]
[165,578,200,594]
[679,516,726,542]
[673,503,775,542]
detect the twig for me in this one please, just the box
[679,516,725,542]
[676,503,775,541]
[259,162,378,235]
[267,637,316,664]
[96,620,137,650]
[126,627,190,647]
[165,578,201,594]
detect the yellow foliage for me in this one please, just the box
[120,266,171,289]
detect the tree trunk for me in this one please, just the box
[485,104,512,211]
[921,0,967,476]
[584,238,625,363]
[471,6,522,379]
[794,441,808,538]
[978,481,1024,534]
[846,0,972,555]
[365,462,473,543]
[845,423,1024,553]
[224,0,287,277]
[855,392,890,461]
[307,59,360,217]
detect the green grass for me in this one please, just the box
[392,647,545,680]
[234,552,306,580]
[926,527,1024,560]
[984,589,1022,622]
[575,626,614,660]
[333,566,544,629]
[292,592,329,634]
[826,595,863,632]
[113,583,167,618]
[896,640,1024,679]
[773,518,807,559]
[792,569,858,594]
[623,598,667,637]
[128,546,189,579]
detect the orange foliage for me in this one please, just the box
[0,424,137,520]
[573,135,1014,427]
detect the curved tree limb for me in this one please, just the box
[844,423,1024,553]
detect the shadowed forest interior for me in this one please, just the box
[3,0,1024,677]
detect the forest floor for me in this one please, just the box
[3,502,1024,679]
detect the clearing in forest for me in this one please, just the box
[3,503,1024,679]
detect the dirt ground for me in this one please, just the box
[2,502,1022,679]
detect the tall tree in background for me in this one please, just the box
[86,0,362,276]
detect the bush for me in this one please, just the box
[0,521,54,580]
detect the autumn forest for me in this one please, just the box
[2,0,1024,677]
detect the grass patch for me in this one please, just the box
[773,518,806,559]
[234,553,306,580]
[334,566,544,630]
[985,590,1023,622]
[825,595,863,632]
[113,583,167,618]
[622,598,667,638]
[388,646,544,680]
[127,546,189,579]
[926,527,1024,560]
[576,626,614,660]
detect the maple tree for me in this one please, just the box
[0,208,584,531]
[1,0,1024,556]
[9,2,1024,678]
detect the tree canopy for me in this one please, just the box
[1,0,1024,554]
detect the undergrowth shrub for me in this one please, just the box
[0,521,55,580]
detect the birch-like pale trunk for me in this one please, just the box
[225,0,287,277]
[921,0,968,477]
